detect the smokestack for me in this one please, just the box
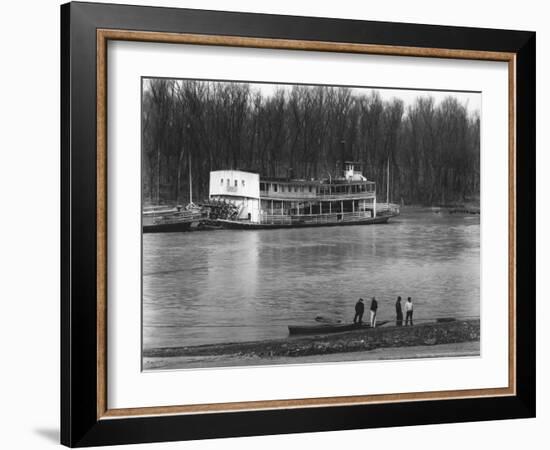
[340,139,346,162]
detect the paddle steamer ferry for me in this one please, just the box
[208,162,399,229]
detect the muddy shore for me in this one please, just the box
[143,319,480,369]
[144,340,480,370]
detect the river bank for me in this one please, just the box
[143,319,480,370]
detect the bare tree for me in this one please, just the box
[142,79,480,206]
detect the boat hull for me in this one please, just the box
[289,321,389,335]
[143,221,194,233]
[216,215,393,230]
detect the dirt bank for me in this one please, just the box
[144,340,480,370]
[144,319,480,362]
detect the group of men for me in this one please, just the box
[353,296,414,328]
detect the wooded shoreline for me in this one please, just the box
[142,79,480,207]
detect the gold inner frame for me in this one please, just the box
[96,29,517,420]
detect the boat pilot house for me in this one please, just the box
[208,163,394,228]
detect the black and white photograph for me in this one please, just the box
[141,78,481,370]
[0,0,542,447]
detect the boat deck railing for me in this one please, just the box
[261,192,376,201]
[143,209,203,225]
[260,211,375,225]
[376,202,401,215]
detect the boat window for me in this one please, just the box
[274,184,278,192]
[220,178,224,185]
[234,180,238,187]
[227,179,230,187]
[242,180,245,187]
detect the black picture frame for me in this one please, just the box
[61,1,535,447]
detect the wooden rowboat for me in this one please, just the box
[288,321,389,336]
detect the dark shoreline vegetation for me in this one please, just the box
[142,79,480,206]
[143,319,480,360]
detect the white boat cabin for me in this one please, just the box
[209,163,378,225]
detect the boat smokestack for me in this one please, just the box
[288,167,295,180]
[340,140,347,166]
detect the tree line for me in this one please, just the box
[142,78,480,206]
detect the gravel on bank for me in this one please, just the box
[143,319,480,370]
[144,340,480,370]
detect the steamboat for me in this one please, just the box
[208,161,399,229]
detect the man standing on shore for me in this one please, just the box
[370,297,378,328]
[395,296,403,326]
[405,297,414,326]
[353,298,365,324]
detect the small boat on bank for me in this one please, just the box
[288,321,389,336]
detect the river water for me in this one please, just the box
[142,207,480,350]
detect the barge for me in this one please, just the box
[142,204,203,233]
